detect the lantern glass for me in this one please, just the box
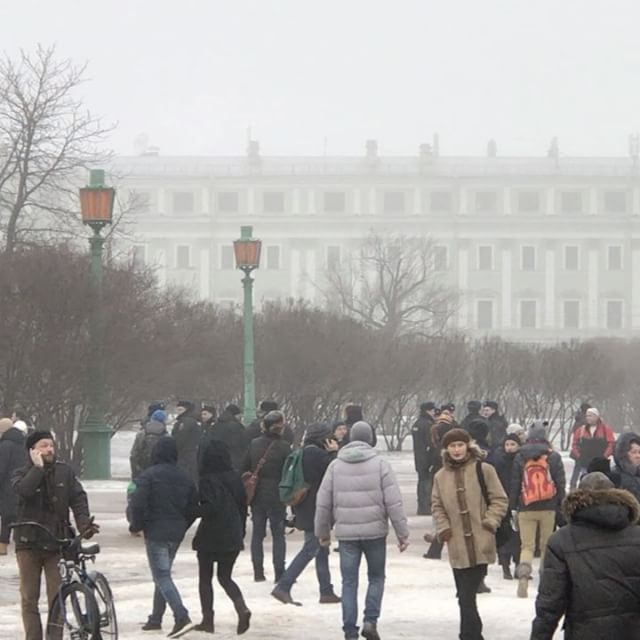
[233,239,262,270]
[80,187,115,224]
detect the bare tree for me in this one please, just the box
[323,233,459,339]
[0,45,113,252]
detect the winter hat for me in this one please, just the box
[26,430,54,450]
[420,402,437,415]
[200,439,232,475]
[579,471,614,491]
[587,457,612,476]
[503,433,522,448]
[305,422,333,444]
[345,405,364,425]
[201,404,216,415]
[350,421,373,444]
[442,428,471,449]
[483,400,498,411]
[0,418,13,435]
[147,401,165,415]
[507,423,525,436]
[263,410,284,430]
[441,402,456,413]
[528,422,547,442]
[467,400,482,413]
[467,418,489,442]
[13,420,28,434]
[225,403,242,417]
[151,409,166,424]
[151,436,177,465]
[259,400,278,413]
[177,400,194,412]
[331,419,346,431]
[586,407,600,419]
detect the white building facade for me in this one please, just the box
[113,145,640,343]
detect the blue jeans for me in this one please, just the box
[339,538,386,637]
[145,540,189,624]
[250,504,286,576]
[277,530,333,596]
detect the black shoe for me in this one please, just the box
[502,566,513,580]
[233,596,252,635]
[477,580,492,594]
[422,553,441,560]
[194,612,214,633]
[254,571,266,582]
[361,622,381,640]
[319,593,341,604]
[142,621,162,631]
[167,618,195,638]
[271,588,302,606]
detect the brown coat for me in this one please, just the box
[431,445,508,569]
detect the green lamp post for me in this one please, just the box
[234,226,262,424]
[78,169,114,479]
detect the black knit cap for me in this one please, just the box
[503,433,522,448]
[26,430,54,450]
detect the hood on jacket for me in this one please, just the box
[338,440,378,463]
[563,488,640,530]
[151,436,177,465]
[200,439,233,475]
[614,431,640,471]
[442,442,486,468]
[1,426,26,445]
[145,419,167,436]
[520,442,551,460]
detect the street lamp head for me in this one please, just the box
[79,169,115,230]
[234,225,262,272]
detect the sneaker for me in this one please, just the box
[319,593,341,604]
[167,618,195,638]
[361,622,381,640]
[142,621,162,631]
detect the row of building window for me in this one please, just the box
[135,244,627,273]
[133,188,635,216]
[476,299,626,331]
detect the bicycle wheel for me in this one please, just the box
[90,572,118,639]
[46,582,100,640]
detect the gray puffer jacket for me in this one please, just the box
[314,441,409,542]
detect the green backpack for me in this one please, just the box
[279,448,309,507]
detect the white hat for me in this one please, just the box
[586,407,600,418]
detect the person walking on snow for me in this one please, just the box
[315,421,409,640]
[431,428,508,640]
[570,407,615,487]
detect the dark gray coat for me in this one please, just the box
[0,427,26,516]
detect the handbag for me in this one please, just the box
[476,461,511,548]
[242,442,275,505]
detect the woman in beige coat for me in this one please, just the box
[431,428,508,640]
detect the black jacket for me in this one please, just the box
[487,413,508,449]
[410,414,434,473]
[129,438,199,543]
[12,459,91,551]
[531,488,640,640]
[293,444,334,531]
[207,412,248,471]
[193,440,247,555]
[172,410,202,485]
[510,442,566,512]
[243,432,291,509]
[0,427,26,516]
[491,448,518,494]
[613,432,640,502]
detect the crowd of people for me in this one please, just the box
[1,397,640,639]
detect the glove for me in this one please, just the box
[438,529,452,543]
[510,510,519,532]
[83,517,100,539]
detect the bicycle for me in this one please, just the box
[11,521,118,640]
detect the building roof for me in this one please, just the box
[111,154,640,179]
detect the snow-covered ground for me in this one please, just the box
[0,432,564,639]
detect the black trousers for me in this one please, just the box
[0,514,15,544]
[416,470,432,514]
[197,551,243,614]
[453,564,486,640]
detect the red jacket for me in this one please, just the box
[570,421,615,462]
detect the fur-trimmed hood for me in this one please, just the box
[614,431,640,475]
[442,442,486,468]
[563,488,640,530]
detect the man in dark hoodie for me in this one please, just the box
[531,472,640,640]
[509,423,565,599]
[410,402,437,516]
[272,422,340,606]
[209,404,248,472]
[129,437,199,638]
[172,400,201,485]
[0,417,25,555]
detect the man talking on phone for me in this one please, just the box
[12,430,98,640]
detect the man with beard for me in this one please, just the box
[172,400,201,485]
[12,431,98,640]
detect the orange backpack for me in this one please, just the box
[520,454,557,506]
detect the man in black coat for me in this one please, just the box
[410,402,436,515]
[246,400,295,445]
[271,423,340,605]
[208,404,248,472]
[0,417,25,554]
[482,400,508,449]
[243,410,291,582]
[172,400,201,485]
[460,400,482,432]
[12,431,97,640]
[531,472,640,640]
[129,437,199,638]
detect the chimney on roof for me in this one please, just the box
[487,139,497,158]
[247,139,261,171]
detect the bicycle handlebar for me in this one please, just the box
[10,521,91,550]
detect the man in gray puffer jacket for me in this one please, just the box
[315,421,409,640]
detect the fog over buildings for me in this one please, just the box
[4,0,640,341]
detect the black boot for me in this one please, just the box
[194,611,214,633]
[501,561,513,580]
[233,597,251,635]
[274,567,284,584]
[253,566,266,582]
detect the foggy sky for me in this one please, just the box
[3,0,640,158]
